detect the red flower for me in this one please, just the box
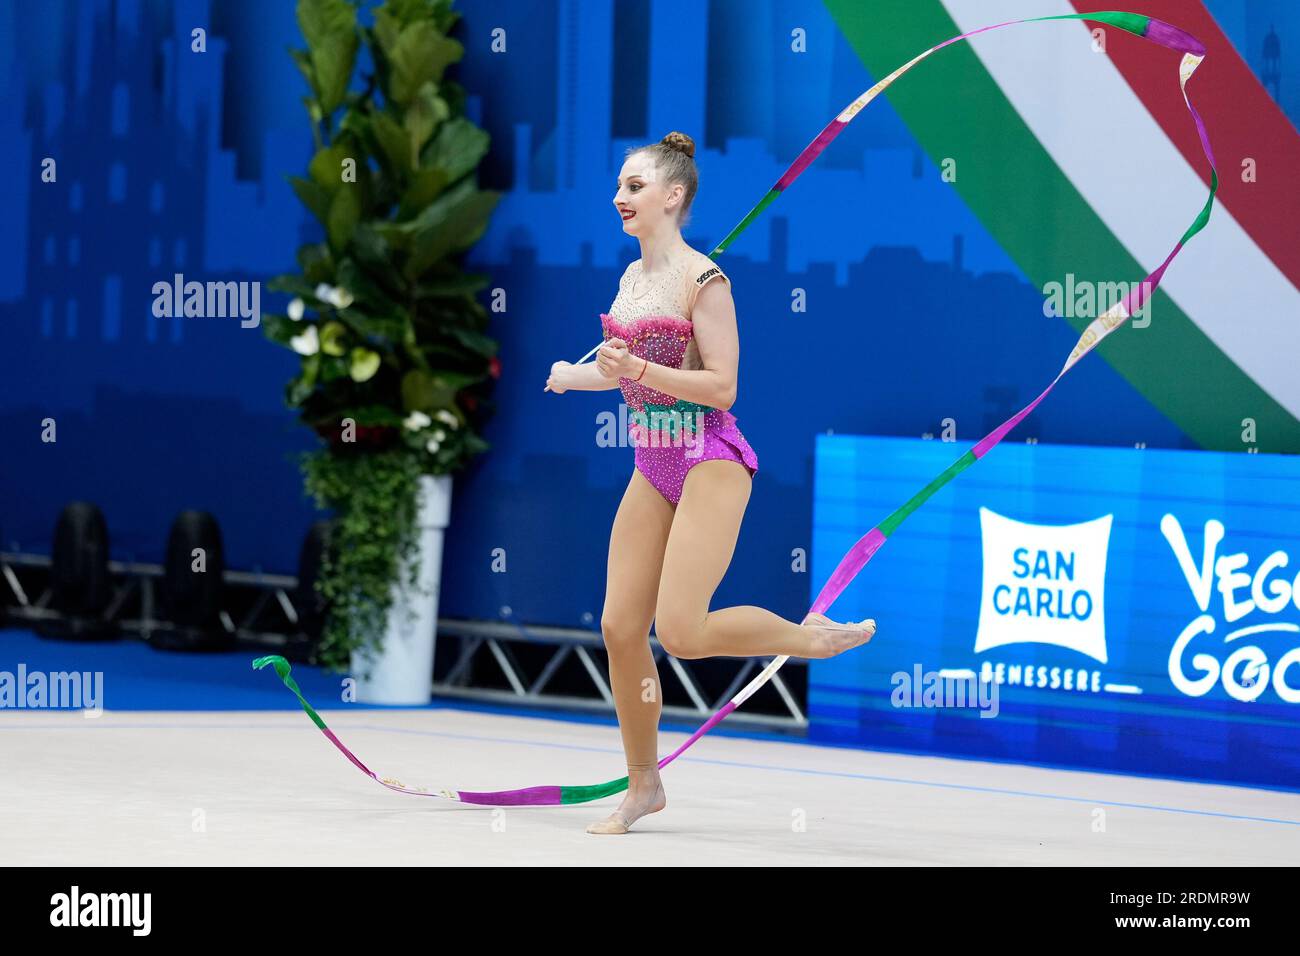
[488,356,501,379]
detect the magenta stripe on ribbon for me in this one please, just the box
[456,786,563,807]
[934,18,1023,52]
[775,120,846,191]
[1145,18,1206,55]
[656,701,738,768]
[809,528,888,616]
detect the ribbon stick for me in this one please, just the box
[257,11,1216,806]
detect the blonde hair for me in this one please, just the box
[626,130,698,229]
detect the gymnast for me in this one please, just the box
[545,131,876,834]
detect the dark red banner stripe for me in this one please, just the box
[1070,1,1300,291]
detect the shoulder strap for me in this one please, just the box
[684,261,728,316]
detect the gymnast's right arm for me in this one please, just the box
[546,359,622,392]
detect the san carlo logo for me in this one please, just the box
[964,507,1300,705]
[1161,514,1300,704]
[972,508,1116,695]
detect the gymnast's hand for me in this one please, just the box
[545,360,571,393]
[596,337,638,380]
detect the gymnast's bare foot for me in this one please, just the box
[586,764,666,834]
[802,612,876,658]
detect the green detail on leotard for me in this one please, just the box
[632,399,715,443]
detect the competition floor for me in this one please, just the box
[6,703,1299,865]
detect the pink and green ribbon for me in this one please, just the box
[256,11,1216,806]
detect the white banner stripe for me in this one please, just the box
[942,0,1300,420]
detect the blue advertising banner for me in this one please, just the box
[808,435,1300,791]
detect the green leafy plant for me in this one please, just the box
[263,0,501,672]
[301,447,424,671]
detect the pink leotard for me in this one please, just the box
[600,250,759,507]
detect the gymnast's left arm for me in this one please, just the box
[620,277,739,410]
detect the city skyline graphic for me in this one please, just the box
[0,0,1292,623]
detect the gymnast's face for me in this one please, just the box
[613,153,681,234]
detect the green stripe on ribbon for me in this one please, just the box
[253,655,329,731]
[877,448,978,537]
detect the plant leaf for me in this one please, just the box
[335,257,399,313]
[420,116,489,185]
[289,175,332,226]
[288,352,321,405]
[320,320,350,356]
[350,223,396,270]
[339,308,410,344]
[404,82,440,161]
[297,243,335,285]
[326,184,362,252]
[319,354,351,382]
[371,7,402,57]
[397,167,450,220]
[343,404,406,427]
[444,324,498,359]
[301,95,323,127]
[350,347,382,382]
[386,21,462,105]
[372,221,413,252]
[309,143,357,191]
[401,369,478,412]
[404,188,500,280]
[371,110,413,180]
[262,314,300,348]
[400,369,437,412]
[268,273,328,301]
[296,0,359,115]
[290,48,316,92]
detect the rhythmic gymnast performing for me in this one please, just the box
[543,130,876,834]
[255,9,1217,832]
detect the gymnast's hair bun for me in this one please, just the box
[660,131,696,159]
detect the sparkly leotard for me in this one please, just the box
[600,250,759,507]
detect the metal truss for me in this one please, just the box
[0,550,301,646]
[0,551,807,731]
[434,617,807,731]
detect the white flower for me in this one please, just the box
[290,325,319,356]
[404,411,432,431]
[425,437,442,454]
[313,283,354,309]
[287,297,305,321]
[432,429,446,442]
[435,409,460,429]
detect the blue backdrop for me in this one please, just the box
[808,435,1300,791]
[0,0,1295,635]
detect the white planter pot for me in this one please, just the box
[350,473,452,704]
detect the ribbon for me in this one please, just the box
[256,10,1216,806]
